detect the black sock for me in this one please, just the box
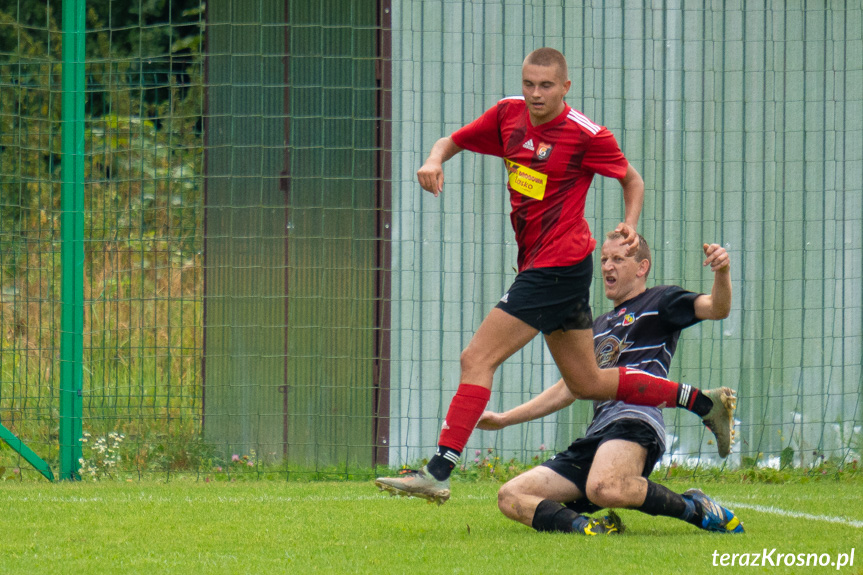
[426,446,460,480]
[638,481,685,517]
[676,384,713,417]
[637,481,702,527]
[689,391,713,417]
[531,499,584,533]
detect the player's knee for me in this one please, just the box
[562,363,613,400]
[459,349,470,371]
[496,481,520,519]
[459,346,479,372]
[561,376,590,400]
[459,346,495,376]
[585,477,626,508]
[497,482,514,510]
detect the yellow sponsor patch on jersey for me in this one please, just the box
[505,159,547,200]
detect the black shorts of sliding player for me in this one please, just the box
[541,418,664,515]
[495,256,593,334]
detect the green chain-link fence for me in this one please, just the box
[1,1,861,481]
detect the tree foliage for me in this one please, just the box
[0,0,204,243]
[0,0,206,400]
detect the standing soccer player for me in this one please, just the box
[376,48,736,504]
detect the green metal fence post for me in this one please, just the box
[59,0,86,480]
[0,425,55,481]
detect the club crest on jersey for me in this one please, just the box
[622,313,635,326]
[535,142,552,160]
[595,335,633,368]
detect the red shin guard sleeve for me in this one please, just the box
[615,367,679,408]
[438,383,492,452]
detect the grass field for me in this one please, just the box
[1,477,861,574]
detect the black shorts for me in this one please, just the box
[541,418,664,514]
[495,256,593,334]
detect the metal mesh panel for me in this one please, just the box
[0,1,860,480]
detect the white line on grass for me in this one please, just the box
[721,500,863,528]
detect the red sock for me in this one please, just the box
[615,367,680,408]
[438,383,491,452]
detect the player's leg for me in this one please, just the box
[584,430,695,529]
[375,308,538,503]
[543,329,737,457]
[429,308,538,476]
[585,423,743,534]
[458,308,540,386]
[512,439,624,535]
[630,472,744,534]
[497,466,583,527]
[586,438,700,530]
[583,438,650,510]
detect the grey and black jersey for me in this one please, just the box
[586,285,703,450]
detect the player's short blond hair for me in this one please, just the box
[523,47,569,82]
[605,230,652,275]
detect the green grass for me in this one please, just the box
[1,479,862,574]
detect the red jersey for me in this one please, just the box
[451,97,629,271]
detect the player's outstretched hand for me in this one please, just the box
[614,222,640,256]
[702,243,730,273]
[476,410,506,431]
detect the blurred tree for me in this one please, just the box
[0,0,204,246]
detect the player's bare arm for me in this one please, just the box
[476,379,576,430]
[417,136,463,197]
[694,243,732,321]
[615,163,644,255]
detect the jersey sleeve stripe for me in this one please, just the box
[566,110,601,135]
